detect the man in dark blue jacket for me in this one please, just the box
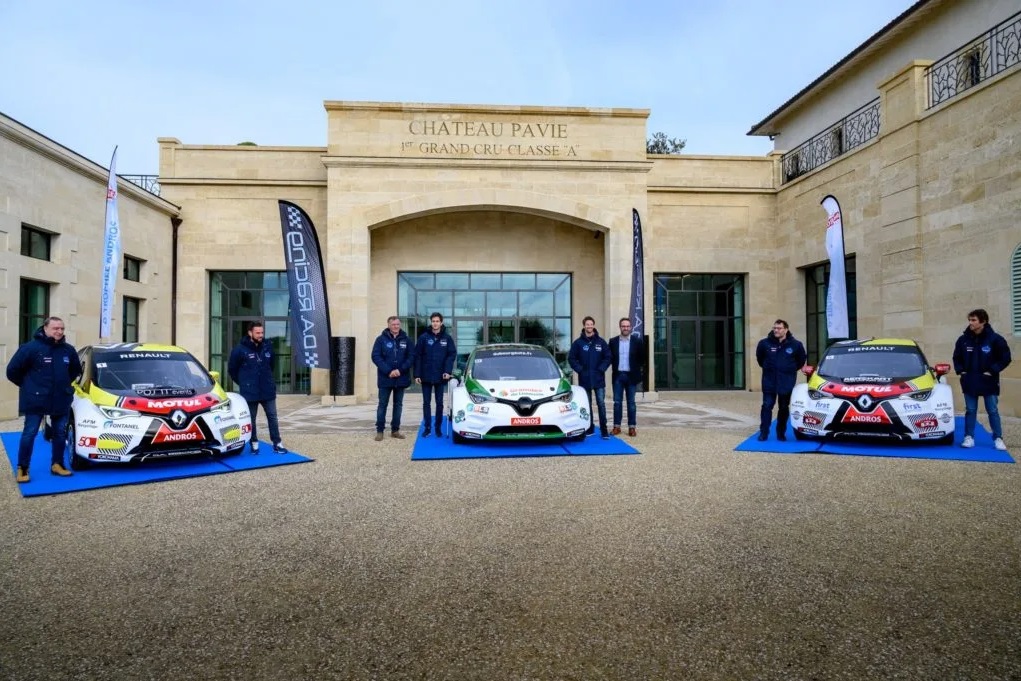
[6,317,82,482]
[569,316,612,439]
[952,308,1012,451]
[371,316,413,441]
[755,319,807,441]
[609,317,645,437]
[414,312,456,437]
[228,322,286,453]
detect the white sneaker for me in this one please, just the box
[250,441,260,454]
[994,438,1007,451]
[961,436,975,448]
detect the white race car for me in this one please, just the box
[448,344,591,444]
[67,343,252,469]
[789,338,955,443]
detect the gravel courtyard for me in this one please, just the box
[1,392,1018,680]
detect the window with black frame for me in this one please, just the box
[20,224,52,261]
[20,279,50,343]
[803,256,857,365]
[123,297,141,342]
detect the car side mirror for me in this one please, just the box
[209,370,220,383]
[453,368,463,379]
[802,365,815,377]
[934,363,951,378]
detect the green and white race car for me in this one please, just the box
[448,344,590,444]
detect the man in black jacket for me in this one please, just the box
[414,312,456,437]
[371,316,413,441]
[228,322,286,454]
[568,316,612,439]
[609,317,644,437]
[952,308,1012,450]
[6,317,82,482]
[755,319,807,441]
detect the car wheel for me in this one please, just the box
[66,417,89,470]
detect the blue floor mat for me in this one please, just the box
[412,418,640,460]
[735,417,1014,463]
[3,432,313,497]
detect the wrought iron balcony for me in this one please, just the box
[927,10,1021,109]
[780,98,881,185]
[121,174,161,196]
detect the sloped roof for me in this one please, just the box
[747,0,933,137]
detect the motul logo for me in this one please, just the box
[831,385,894,394]
[147,399,202,409]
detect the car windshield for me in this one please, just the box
[94,354,214,394]
[817,345,928,383]
[471,349,562,381]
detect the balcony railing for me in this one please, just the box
[121,174,161,196]
[780,98,881,185]
[927,10,1021,109]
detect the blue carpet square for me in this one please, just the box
[735,417,1014,463]
[3,432,313,497]
[411,418,640,460]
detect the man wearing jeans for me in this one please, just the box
[953,308,1011,450]
[371,316,413,441]
[609,317,644,437]
[6,316,81,482]
[229,322,287,454]
[569,316,612,439]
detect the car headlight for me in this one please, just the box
[99,406,140,419]
[903,390,932,401]
[808,390,825,400]
[469,392,497,404]
[210,399,232,413]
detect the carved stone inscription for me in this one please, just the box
[402,120,579,158]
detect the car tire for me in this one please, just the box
[66,417,90,470]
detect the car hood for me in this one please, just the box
[807,372,935,397]
[85,384,229,413]
[470,377,570,400]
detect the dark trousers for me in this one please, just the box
[421,382,446,430]
[584,387,608,433]
[249,399,282,445]
[760,391,792,436]
[19,412,68,469]
[376,386,405,433]
[612,373,638,427]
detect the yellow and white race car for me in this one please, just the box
[67,343,252,469]
[790,338,954,443]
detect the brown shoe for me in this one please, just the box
[16,466,30,483]
[50,463,72,477]
[391,431,406,440]
[374,432,385,442]
[628,427,637,437]
[611,426,621,436]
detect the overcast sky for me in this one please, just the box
[1,0,917,174]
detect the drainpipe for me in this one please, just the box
[171,217,182,344]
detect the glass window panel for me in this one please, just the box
[668,291,697,316]
[537,273,567,290]
[265,290,289,317]
[417,291,452,318]
[454,291,485,316]
[435,273,470,290]
[520,290,554,317]
[555,318,572,353]
[554,280,571,316]
[503,274,535,290]
[487,291,517,316]
[520,318,555,350]
[397,279,414,317]
[699,292,729,316]
[471,273,501,290]
[216,272,246,289]
[402,273,434,289]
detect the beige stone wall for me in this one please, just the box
[774,63,1021,415]
[0,119,178,418]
